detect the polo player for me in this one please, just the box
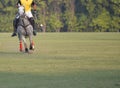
[12,0,37,37]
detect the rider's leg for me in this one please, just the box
[29,17,36,36]
[25,11,37,36]
[12,17,19,37]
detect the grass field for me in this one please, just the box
[0,32,120,88]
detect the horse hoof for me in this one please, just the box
[29,44,34,50]
[20,50,23,52]
[25,48,29,53]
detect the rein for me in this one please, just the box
[18,15,30,28]
[18,14,31,36]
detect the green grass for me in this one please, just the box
[0,32,120,88]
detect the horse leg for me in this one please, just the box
[19,40,23,52]
[18,33,23,52]
[22,36,29,53]
[29,35,35,50]
[29,41,34,50]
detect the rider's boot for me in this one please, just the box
[11,18,19,37]
[29,17,37,36]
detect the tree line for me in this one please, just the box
[0,0,120,32]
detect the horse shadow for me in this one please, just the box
[0,51,23,56]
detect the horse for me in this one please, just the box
[17,6,35,53]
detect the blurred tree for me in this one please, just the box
[0,0,119,32]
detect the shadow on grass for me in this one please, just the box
[0,51,18,54]
[0,70,120,88]
[0,50,40,59]
[0,51,30,59]
[0,51,24,55]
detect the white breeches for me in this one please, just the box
[25,11,33,18]
[16,11,33,19]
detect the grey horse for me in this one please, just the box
[17,6,35,53]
